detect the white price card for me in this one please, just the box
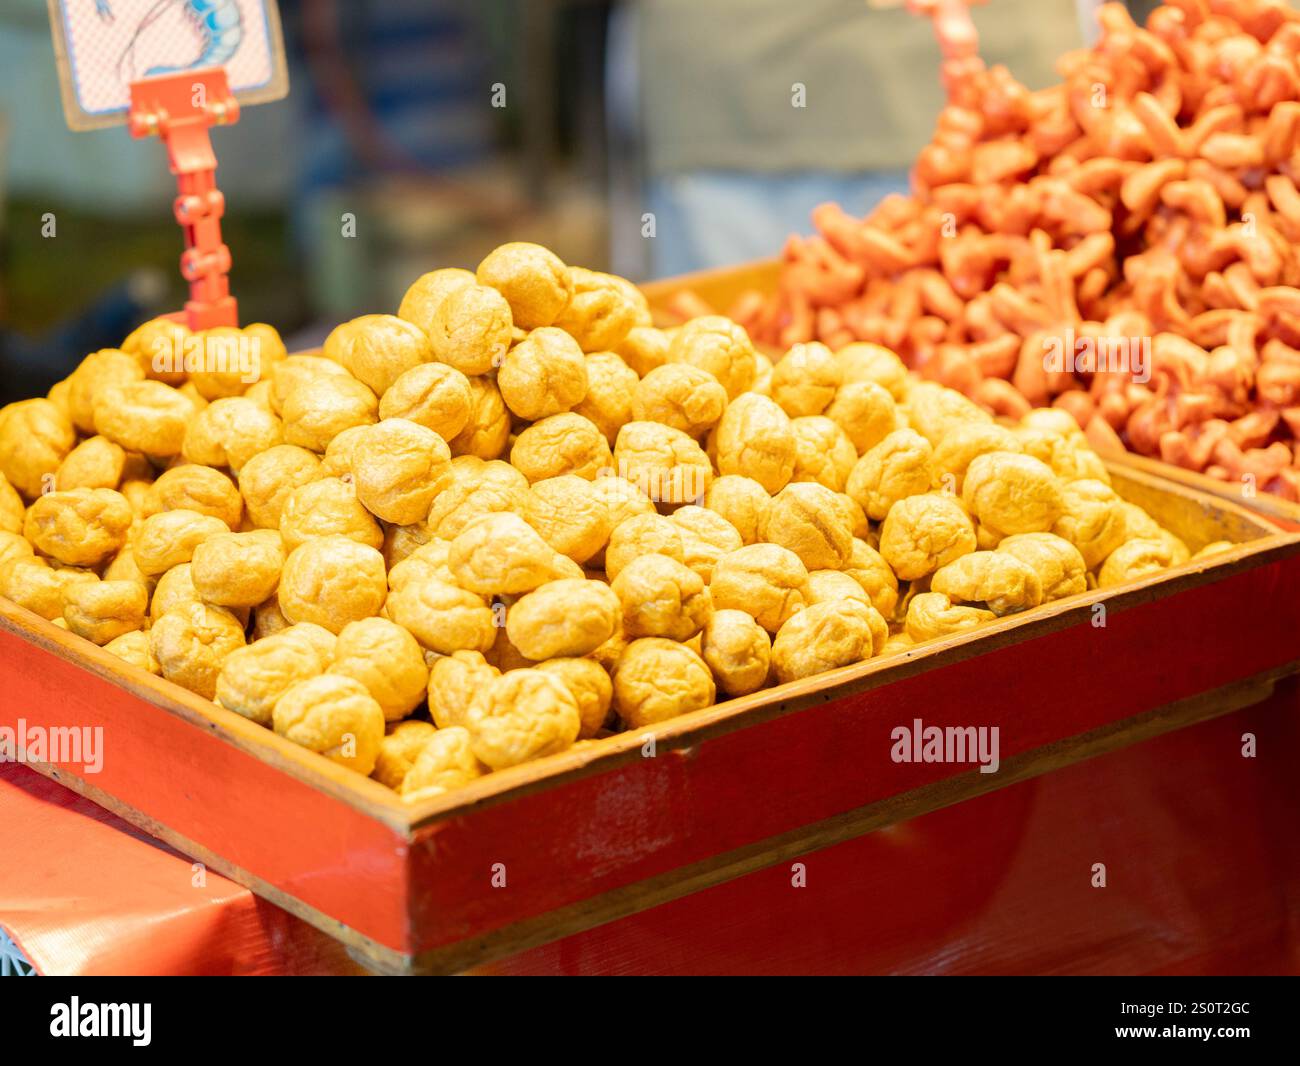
[47,0,289,131]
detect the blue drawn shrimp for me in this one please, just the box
[104,0,244,80]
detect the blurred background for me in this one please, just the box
[0,0,1114,400]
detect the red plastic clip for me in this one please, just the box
[128,69,240,331]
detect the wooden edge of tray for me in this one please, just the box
[1108,453,1300,530]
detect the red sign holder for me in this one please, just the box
[128,68,240,330]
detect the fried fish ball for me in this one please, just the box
[1097,538,1175,588]
[771,342,842,418]
[613,638,715,728]
[669,315,756,399]
[632,364,728,439]
[280,622,339,668]
[843,539,900,619]
[55,436,127,492]
[837,343,908,399]
[616,326,672,378]
[904,592,996,643]
[463,668,581,769]
[215,633,325,726]
[24,488,133,567]
[825,381,897,455]
[281,374,378,454]
[552,267,641,352]
[397,267,477,336]
[149,563,200,622]
[878,492,976,582]
[506,578,620,659]
[671,505,743,583]
[372,720,438,790]
[144,464,243,528]
[427,650,500,729]
[269,355,351,414]
[931,551,1044,616]
[613,421,713,506]
[324,314,434,396]
[789,416,857,493]
[327,617,429,721]
[703,475,769,546]
[1022,408,1086,443]
[68,349,146,433]
[428,282,514,376]
[0,530,33,570]
[278,536,388,634]
[150,603,247,700]
[132,509,230,576]
[448,512,568,594]
[0,559,97,620]
[279,477,384,552]
[424,458,527,541]
[772,599,884,684]
[536,658,612,739]
[603,513,684,580]
[760,482,854,571]
[1015,426,1109,483]
[806,569,870,607]
[103,629,161,674]
[400,726,485,799]
[1050,479,1127,570]
[996,532,1087,601]
[962,452,1064,540]
[387,576,496,654]
[612,554,712,642]
[0,474,23,534]
[387,540,454,593]
[573,351,638,445]
[61,579,148,645]
[378,361,473,441]
[191,530,285,608]
[905,382,992,445]
[185,326,261,400]
[93,381,196,458]
[350,418,453,526]
[710,543,811,634]
[846,429,935,521]
[182,396,284,473]
[523,476,613,564]
[273,675,385,775]
[1191,541,1233,561]
[589,475,655,532]
[701,609,771,697]
[0,399,75,498]
[475,242,573,330]
[931,423,1023,495]
[238,445,323,529]
[122,316,190,386]
[498,327,589,421]
[714,394,796,494]
[448,375,510,460]
[250,591,292,641]
[510,413,612,483]
[319,423,371,478]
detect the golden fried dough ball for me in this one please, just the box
[250,592,291,641]
[671,505,743,583]
[273,675,385,775]
[281,374,378,454]
[931,423,1023,495]
[397,267,477,336]
[279,477,384,552]
[961,452,1064,540]
[552,267,641,352]
[319,424,370,478]
[324,314,433,396]
[613,421,713,505]
[448,374,510,460]
[425,458,528,541]
[243,322,288,369]
[401,726,485,799]
[102,534,152,587]
[387,576,496,655]
[61,579,148,645]
[613,638,715,728]
[68,349,146,433]
[1015,426,1109,484]
[710,543,811,634]
[149,563,199,622]
[510,413,612,482]
[616,326,671,378]
[837,343,908,399]
[278,536,387,634]
[122,316,190,385]
[931,551,1043,616]
[378,361,473,441]
[612,554,712,642]
[280,622,338,668]
[1050,479,1127,570]
[463,668,581,769]
[349,418,453,526]
[448,512,568,594]
[1191,541,1233,561]
[327,617,429,721]
[772,599,883,684]
[701,609,771,697]
[604,513,684,580]
[506,578,620,659]
[878,492,976,582]
[428,650,500,729]
[184,326,259,400]
[191,530,285,608]
[771,342,842,418]
[905,381,992,445]
[145,465,243,528]
[806,569,870,607]
[182,396,284,473]
[0,559,97,620]
[0,399,75,497]
[1022,408,1086,442]
[573,351,638,445]
[215,633,324,726]
[24,488,132,567]
[238,445,322,529]
[429,283,514,375]
[669,315,756,399]
[536,657,612,739]
[824,381,897,454]
[0,530,33,570]
[55,436,126,492]
[703,475,769,546]
[476,242,572,330]
[1097,539,1175,588]
[760,482,854,571]
[789,416,857,493]
[91,380,195,458]
[269,355,350,414]
[132,509,229,576]
[388,540,455,594]
[844,539,900,619]
[0,474,23,533]
[523,475,613,564]
[846,429,935,521]
[714,393,796,494]
[150,603,246,699]
[498,327,589,421]
[996,532,1087,601]
[103,629,161,674]
[904,592,996,643]
[372,720,438,790]
[632,364,728,439]
[589,474,655,533]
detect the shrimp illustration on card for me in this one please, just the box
[95,0,245,80]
